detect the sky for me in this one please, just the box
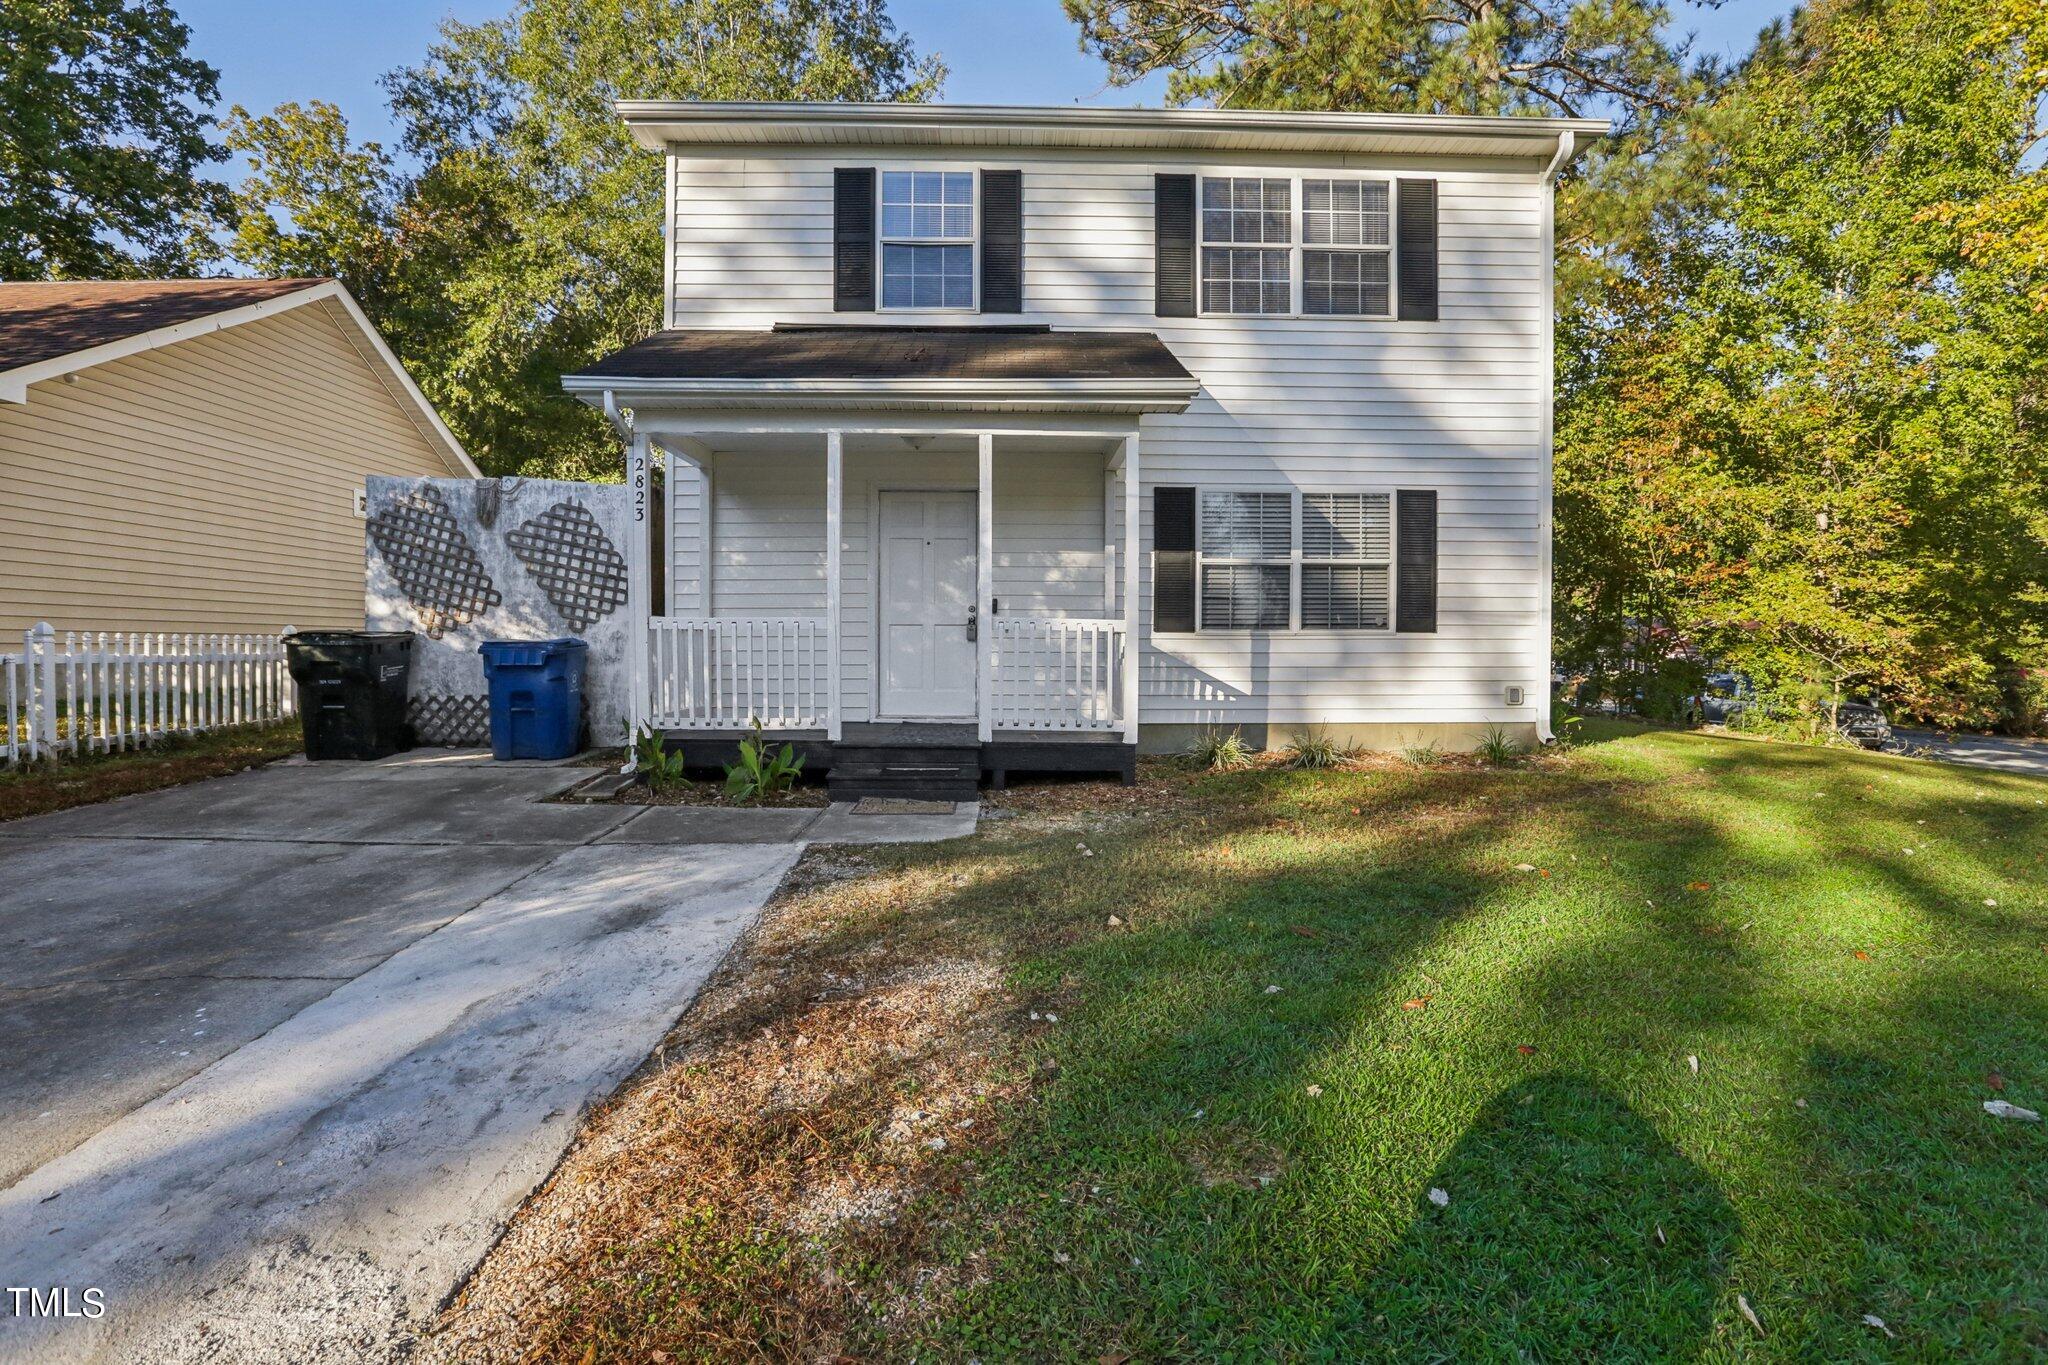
[174,0,1799,162]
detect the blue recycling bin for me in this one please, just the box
[478,638,588,760]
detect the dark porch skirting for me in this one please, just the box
[657,722,1136,801]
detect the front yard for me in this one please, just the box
[433,723,2048,1361]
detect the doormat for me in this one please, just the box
[853,798,957,815]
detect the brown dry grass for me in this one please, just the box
[424,776,1134,1362]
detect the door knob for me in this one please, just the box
[966,604,978,642]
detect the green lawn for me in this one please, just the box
[445,723,2048,1361]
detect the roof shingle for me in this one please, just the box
[568,325,1193,384]
[0,278,330,374]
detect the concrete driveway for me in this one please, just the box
[0,754,832,1361]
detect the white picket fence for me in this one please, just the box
[3,623,297,765]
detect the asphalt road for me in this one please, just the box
[1888,728,2048,778]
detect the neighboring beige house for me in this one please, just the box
[0,278,477,637]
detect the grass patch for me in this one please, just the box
[436,725,2048,1361]
[0,723,301,823]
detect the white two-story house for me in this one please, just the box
[566,102,1603,800]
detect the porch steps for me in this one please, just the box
[825,741,982,803]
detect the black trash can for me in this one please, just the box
[284,630,416,760]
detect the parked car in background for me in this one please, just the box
[1834,699,1893,749]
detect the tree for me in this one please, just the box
[0,0,229,278]
[229,0,941,479]
[1063,0,1704,125]
[1557,0,2048,728]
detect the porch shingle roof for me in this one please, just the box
[569,325,1192,384]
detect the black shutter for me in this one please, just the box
[1154,174,1197,318]
[1396,178,1438,322]
[1395,489,1438,633]
[1154,486,1197,632]
[834,167,876,312]
[980,169,1022,313]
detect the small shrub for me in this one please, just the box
[724,717,804,800]
[634,725,690,793]
[1550,701,1584,746]
[1189,727,1256,772]
[1476,726,1523,763]
[1283,727,1354,769]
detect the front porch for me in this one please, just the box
[629,421,1146,797]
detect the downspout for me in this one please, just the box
[602,388,633,448]
[1536,129,1576,743]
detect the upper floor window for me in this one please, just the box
[881,170,975,309]
[1302,179,1391,316]
[1197,175,1394,318]
[1201,177,1291,316]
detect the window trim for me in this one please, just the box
[1194,172,1398,320]
[877,165,980,314]
[1193,486,1401,634]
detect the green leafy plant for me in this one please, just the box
[724,717,804,801]
[1476,726,1524,764]
[1402,740,1444,766]
[1188,727,1257,772]
[1550,702,1585,745]
[633,725,689,793]
[1283,727,1355,769]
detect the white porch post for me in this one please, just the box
[977,433,995,743]
[825,429,844,742]
[1103,465,1117,617]
[625,431,652,747]
[1121,433,1141,744]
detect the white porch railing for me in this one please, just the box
[648,616,829,729]
[992,617,1126,732]
[4,623,296,765]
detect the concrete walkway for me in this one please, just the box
[0,752,974,1362]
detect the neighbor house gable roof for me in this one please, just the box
[0,278,479,476]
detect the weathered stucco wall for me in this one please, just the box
[365,477,633,747]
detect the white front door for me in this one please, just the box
[878,490,978,719]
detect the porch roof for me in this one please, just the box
[562,325,1199,416]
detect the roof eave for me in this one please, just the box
[616,101,1611,159]
[563,374,1201,416]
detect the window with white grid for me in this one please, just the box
[880,170,975,309]
[1199,490,1292,628]
[1195,490,1400,632]
[1200,177,1292,315]
[1302,179,1392,316]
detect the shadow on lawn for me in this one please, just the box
[891,739,2048,1359]
[1364,1074,1735,1360]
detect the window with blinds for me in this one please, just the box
[1198,490,1291,628]
[1195,489,1398,631]
[1302,492,1391,628]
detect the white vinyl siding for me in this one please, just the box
[665,146,1549,727]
